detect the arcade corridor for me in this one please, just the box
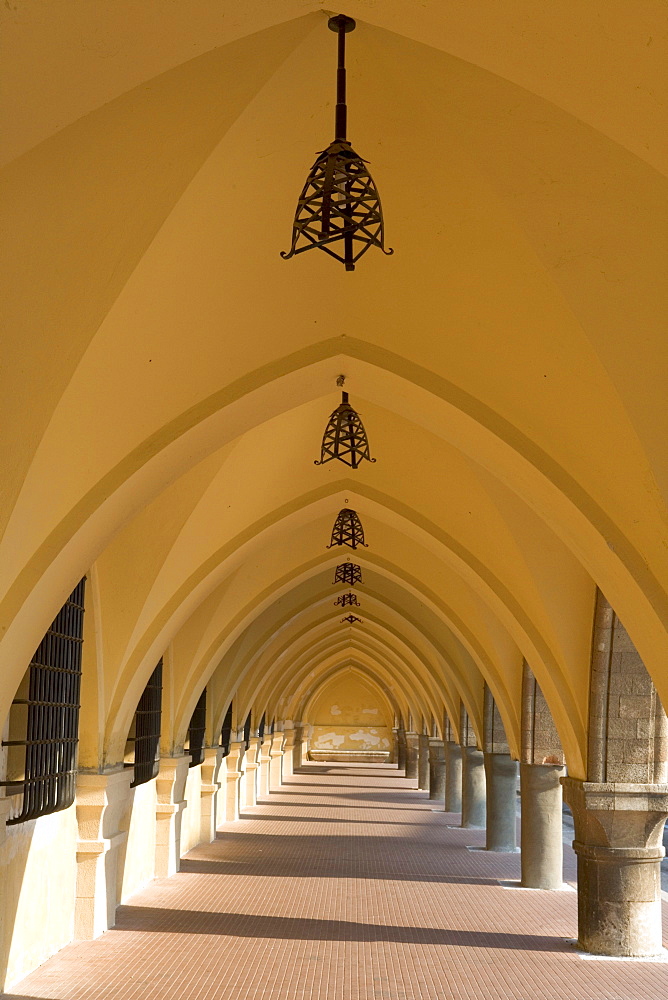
[7,764,668,1000]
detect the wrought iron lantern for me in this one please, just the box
[334,592,360,608]
[334,562,363,586]
[327,508,367,549]
[341,614,363,624]
[281,14,393,271]
[315,382,375,469]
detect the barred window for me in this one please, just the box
[220,702,233,756]
[243,710,251,749]
[186,689,206,767]
[1,579,86,825]
[126,660,162,787]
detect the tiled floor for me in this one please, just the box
[7,763,668,999]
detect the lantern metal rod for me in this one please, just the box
[329,14,355,141]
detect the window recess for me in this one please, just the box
[1,578,86,825]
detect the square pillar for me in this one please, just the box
[224,742,244,820]
[199,748,224,843]
[155,755,190,877]
[269,732,285,789]
[243,737,261,809]
[74,769,132,939]
[258,740,273,798]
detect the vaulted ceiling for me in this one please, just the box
[1,1,666,779]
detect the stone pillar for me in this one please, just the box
[396,727,407,772]
[258,738,273,797]
[461,747,486,828]
[560,592,668,955]
[270,731,285,789]
[200,748,224,843]
[74,769,132,938]
[519,661,566,888]
[405,731,419,782]
[428,738,446,800]
[444,741,462,812]
[564,778,668,956]
[418,732,430,791]
[282,727,296,780]
[224,741,244,821]
[243,737,261,808]
[292,725,305,772]
[482,685,516,849]
[520,762,565,888]
[484,753,518,851]
[155,755,190,877]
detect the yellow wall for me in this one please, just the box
[0,806,77,990]
[118,780,157,902]
[307,671,392,755]
[181,766,203,855]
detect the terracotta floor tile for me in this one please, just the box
[7,763,668,999]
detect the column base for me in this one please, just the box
[563,777,668,957]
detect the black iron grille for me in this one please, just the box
[187,689,206,767]
[2,578,86,825]
[128,660,163,787]
[220,702,233,756]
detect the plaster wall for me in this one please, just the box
[0,805,77,990]
[181,765,203,854]
[307,671,392,756]
[118,779,157,902]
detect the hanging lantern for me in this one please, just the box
[341,614,363,624]
[334,592,360,608]
[334,562,363,586]
[327,508,367,549]
[315,385,375,469]
[280,14,393,271]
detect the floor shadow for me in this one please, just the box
[238,813,429,826]
[180,856,498,885]
[251,800,429,813]
[112,906,569,951]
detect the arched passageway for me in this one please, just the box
[7,763,668,1000]
[1,1,667,994]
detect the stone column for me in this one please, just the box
[243,737,261,808]
[258,738,273,797]
[396,727,407,772]
[484,753,519,851]
[224,741,244,821]
[482,685,516,849]
[520,763,565,888]
[519,661,566,888]
[155,755,190,877]
[405,731,419,782]
[418,732,430,791]
[74,769,132,938]
[270,731,285,789]
[200,748,224,843]
[444,741,462,812]
[461,747,486,828]
[561,592,668,955]
[428,738,446,800]
[564,778,668,956]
